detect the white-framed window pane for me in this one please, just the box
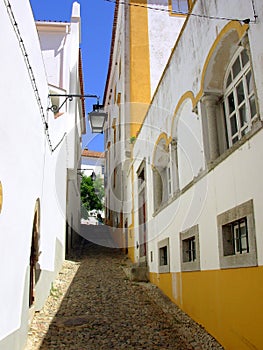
[172,0,188,13]
[158,238,170,273]
[230,115,238,137]
[239,104,247,127]
[226,72,232,87]
[183,236,196,262]
[160,246,168,266]
[249,96,257,118]
[232,57,241,78]
[233,219,249,254]
[180,225,200,271]
[227,93,235,114]
[241,49,249,67]
[218,200,257,269]
[246,71,253,94]
[237,81,245,105]
[223,47,257,147]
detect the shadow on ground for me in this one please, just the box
[35,226,223,350]
[36,232,191,350]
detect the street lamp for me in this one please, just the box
[77,168,96,181]
[47,93,107,133]
[90,171,96,181]
[88,104,107,134]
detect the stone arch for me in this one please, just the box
[198,22,249,163]
[198,21,249,100]
[171,91,196,140]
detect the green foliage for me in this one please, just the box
[80,174,104,218]
[129,136,136,144]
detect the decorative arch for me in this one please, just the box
[196,21,249,103]
[197,21,251,163]
[171,91,196,138]
[170,22,248,129]
[152,133,171,211]
[152,132,170,167]
[29,199,41,308]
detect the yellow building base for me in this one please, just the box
[150,267,263,350]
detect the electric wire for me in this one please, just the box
[104,0,257,24]
[3,0,67,153]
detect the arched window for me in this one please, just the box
[223,47,257,146]
[201,32,259,165]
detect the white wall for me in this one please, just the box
[0,1,83,347]
[133,0,263,271]
[0,0,63,340]
[147,0,185,96]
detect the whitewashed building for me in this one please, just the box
[0,1,84,349]
[81,148,105,179]
[104,0,263,348]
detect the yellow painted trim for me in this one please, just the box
[134,0,197,141]
[196,21,249,106]
[129,0,151,137]
[135,20,248,143]
[152,132,170,167]
[168,22,249,137]
[149,266,263,350]
[0,181,3,214]
[128,143,136,262]
[170,91,196,135]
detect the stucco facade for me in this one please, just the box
[81,149,105,179]
[104,0,263,348]
[0,1,84,349]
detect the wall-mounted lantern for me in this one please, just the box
[88,106,107,134]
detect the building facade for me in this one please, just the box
[81,149,105,179]
[0,1,84,349]
[104,1,263,348]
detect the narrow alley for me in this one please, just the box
[26,227,223,350]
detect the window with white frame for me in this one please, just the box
[172,0,189,13]
[217,200,257,269]
[180,225,200,271]
[158,238,169,273]
[160,246,168,266]
[222,218,249,256]
[224,47,257,147]
[201,35,261,166]
[182,236,196,262]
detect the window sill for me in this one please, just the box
[220,253,257,269]
[208,118,263,172]
[181,261,200,272]
[159,265,170,274]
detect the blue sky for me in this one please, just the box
[29,0,115,152]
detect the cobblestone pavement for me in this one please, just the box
[26,239,224,350]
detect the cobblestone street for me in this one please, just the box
[26,232,224,350]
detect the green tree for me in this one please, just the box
[80,174,103,219]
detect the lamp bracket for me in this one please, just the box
[48,94,100,113]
